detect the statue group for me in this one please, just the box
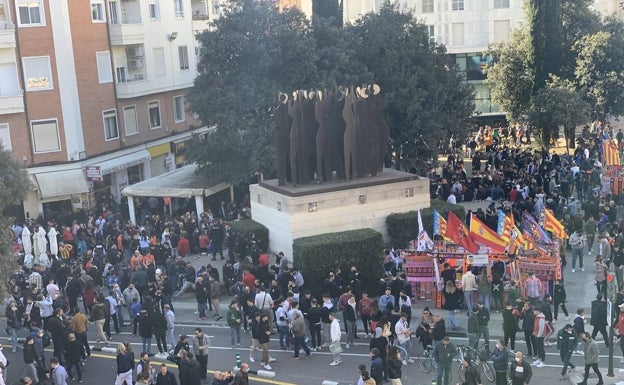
[274,84,390,186]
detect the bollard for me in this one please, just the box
[235,351,241,369]
[431,377,437,385]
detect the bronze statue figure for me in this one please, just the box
[275,92,292,186]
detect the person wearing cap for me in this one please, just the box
[433,336,456,385]
[556,324,578,380]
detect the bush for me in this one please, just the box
[229,219,269,252]
[293,229,384,299]
[386,200,467,248]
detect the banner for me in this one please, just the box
[405,260,435,282]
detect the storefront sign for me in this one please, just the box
[466,254,488,266]
[405,260,435,282]
[84,166,102,181]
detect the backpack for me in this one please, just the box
[42,331,51,347]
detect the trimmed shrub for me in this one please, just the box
[386,200,467,248]
[293,229,384,299]
[229,219,269,252]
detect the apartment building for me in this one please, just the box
[0,0,205,220]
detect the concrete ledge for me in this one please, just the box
[321,381,352,385]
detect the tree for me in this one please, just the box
[574,18,624,120]
[350,4,474,171]
[312,0,342,27]
[188,0,320,184]
[486,29,534,122]
[528,76,589,148]
[0,148,32,298]
[527,0,563,93]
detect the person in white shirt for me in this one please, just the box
[395,313,415,363]
[45,279,59,299]
[461,269,477,314]
[254,287,274,332]
[447,193,457,204]
[164,304,175,353]
[329,313,342,366]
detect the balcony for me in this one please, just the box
[0,94,24,115]
[109,23,145,45]
[0,24,16,49]
[108,0,143,45]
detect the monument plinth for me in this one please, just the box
[250,169,430,259]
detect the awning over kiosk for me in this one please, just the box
[122,164,229,199]
[34,169,89,199]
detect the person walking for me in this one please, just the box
[70,308,91,358]
[395,313,413,363]
[475,302,491,348]
[22,337,39,385]
[164,305,176,354]
[553,280,569,321]
[344,295,357,349]
[5,301,21,353]
[594,256,608,295]
[509,351,532,385]
[491,339,509,385]
[255,313,274,370]
[531,307,546,367]
[460,355,481,385]
[291,311,311,359]
[370,348,384,385]
[227,300,242,348]
[467,307,481,349]
[386,346,403,385]
[90,297,108,346]
[152,310,168,358]
[192,328,210,381]
[557,324,578,381]
[114,343,134,385]
[138,310,153,355]
[433,336,456,385]
[590,294,609,347]
[520,301,535,358]
[49,357,69,385]
[329,313,342,366]
[478,270,492,311]
[64,333,85,383]
[577,332,604,385]
[570,230,586,272]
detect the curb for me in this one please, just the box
[233,367,276,378]
[321,381,352,385]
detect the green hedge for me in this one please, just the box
[386,200,467,249]
[229,219,269,251]
[293,229,384,299]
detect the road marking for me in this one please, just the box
[88,352,297,385]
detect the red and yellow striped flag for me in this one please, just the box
[543,208,569,239]
[603,139,621,166]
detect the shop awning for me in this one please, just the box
[122,164,230,198]
[97,149,151,175]
[34,169,89,199]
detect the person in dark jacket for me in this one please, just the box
[590,293,609,347]
[23,336,40,384]
[64,333,85,382]
[490,339,510,385]
[47,308,67,365]
[553,280,569,321]
[434,336,457,385]
[461,356,481,385]
[231,363,249,385]
[369,327,389,381]
[386,346,403,384]
[114,342,134,385]
[502,302,519,350]
[177,351,202,385]
[519,301,535,357]
[442,281,461,329]
[370,347,384,385]
[573,308,586,354]
[467,308,481,349]
[432,315,446,343]
[556,324,578,381]
[509,351,532,385]
[138,309,153,354]
[152,310,168,355]
[156,363,178,385]
[307,299,322,351]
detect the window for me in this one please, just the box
[427,25,435,45]
[422,0,433,13]
[91,0,105,22]
[178,46,189,70]
[16,0,43,26]
[148,101,161,129]
[494,0,510,9]
[153,47,165,76]
[452,0,464,11]
[173,95,185,123]
[116,67,126,83]
[31,119,60,153]
[493,20,510,42]
[123,106,138,136]
[96,51,113,84]
[0,124,12,151]
[103,110,119,140]
[22,56,53,91]
[109,1,119,24]
[0,4,6,20]
[174,0,184,18]
[148,0,159,19]
[452,23,464,46]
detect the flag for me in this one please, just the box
[522,230,548,253]
[522,211,552,244]
[446,211,479,253]
[497,209,514,242]
[603,139,621,166]
[470,214,507,252]
[542,208,569,239]
[417,209,434,251]
[433,209,447,237]
[511,225,524,247]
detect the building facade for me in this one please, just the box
[0,0,203,220]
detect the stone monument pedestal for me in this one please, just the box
[249,169,430,260]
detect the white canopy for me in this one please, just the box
[122,164,230,199]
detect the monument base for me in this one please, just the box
[249,169,430,260]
